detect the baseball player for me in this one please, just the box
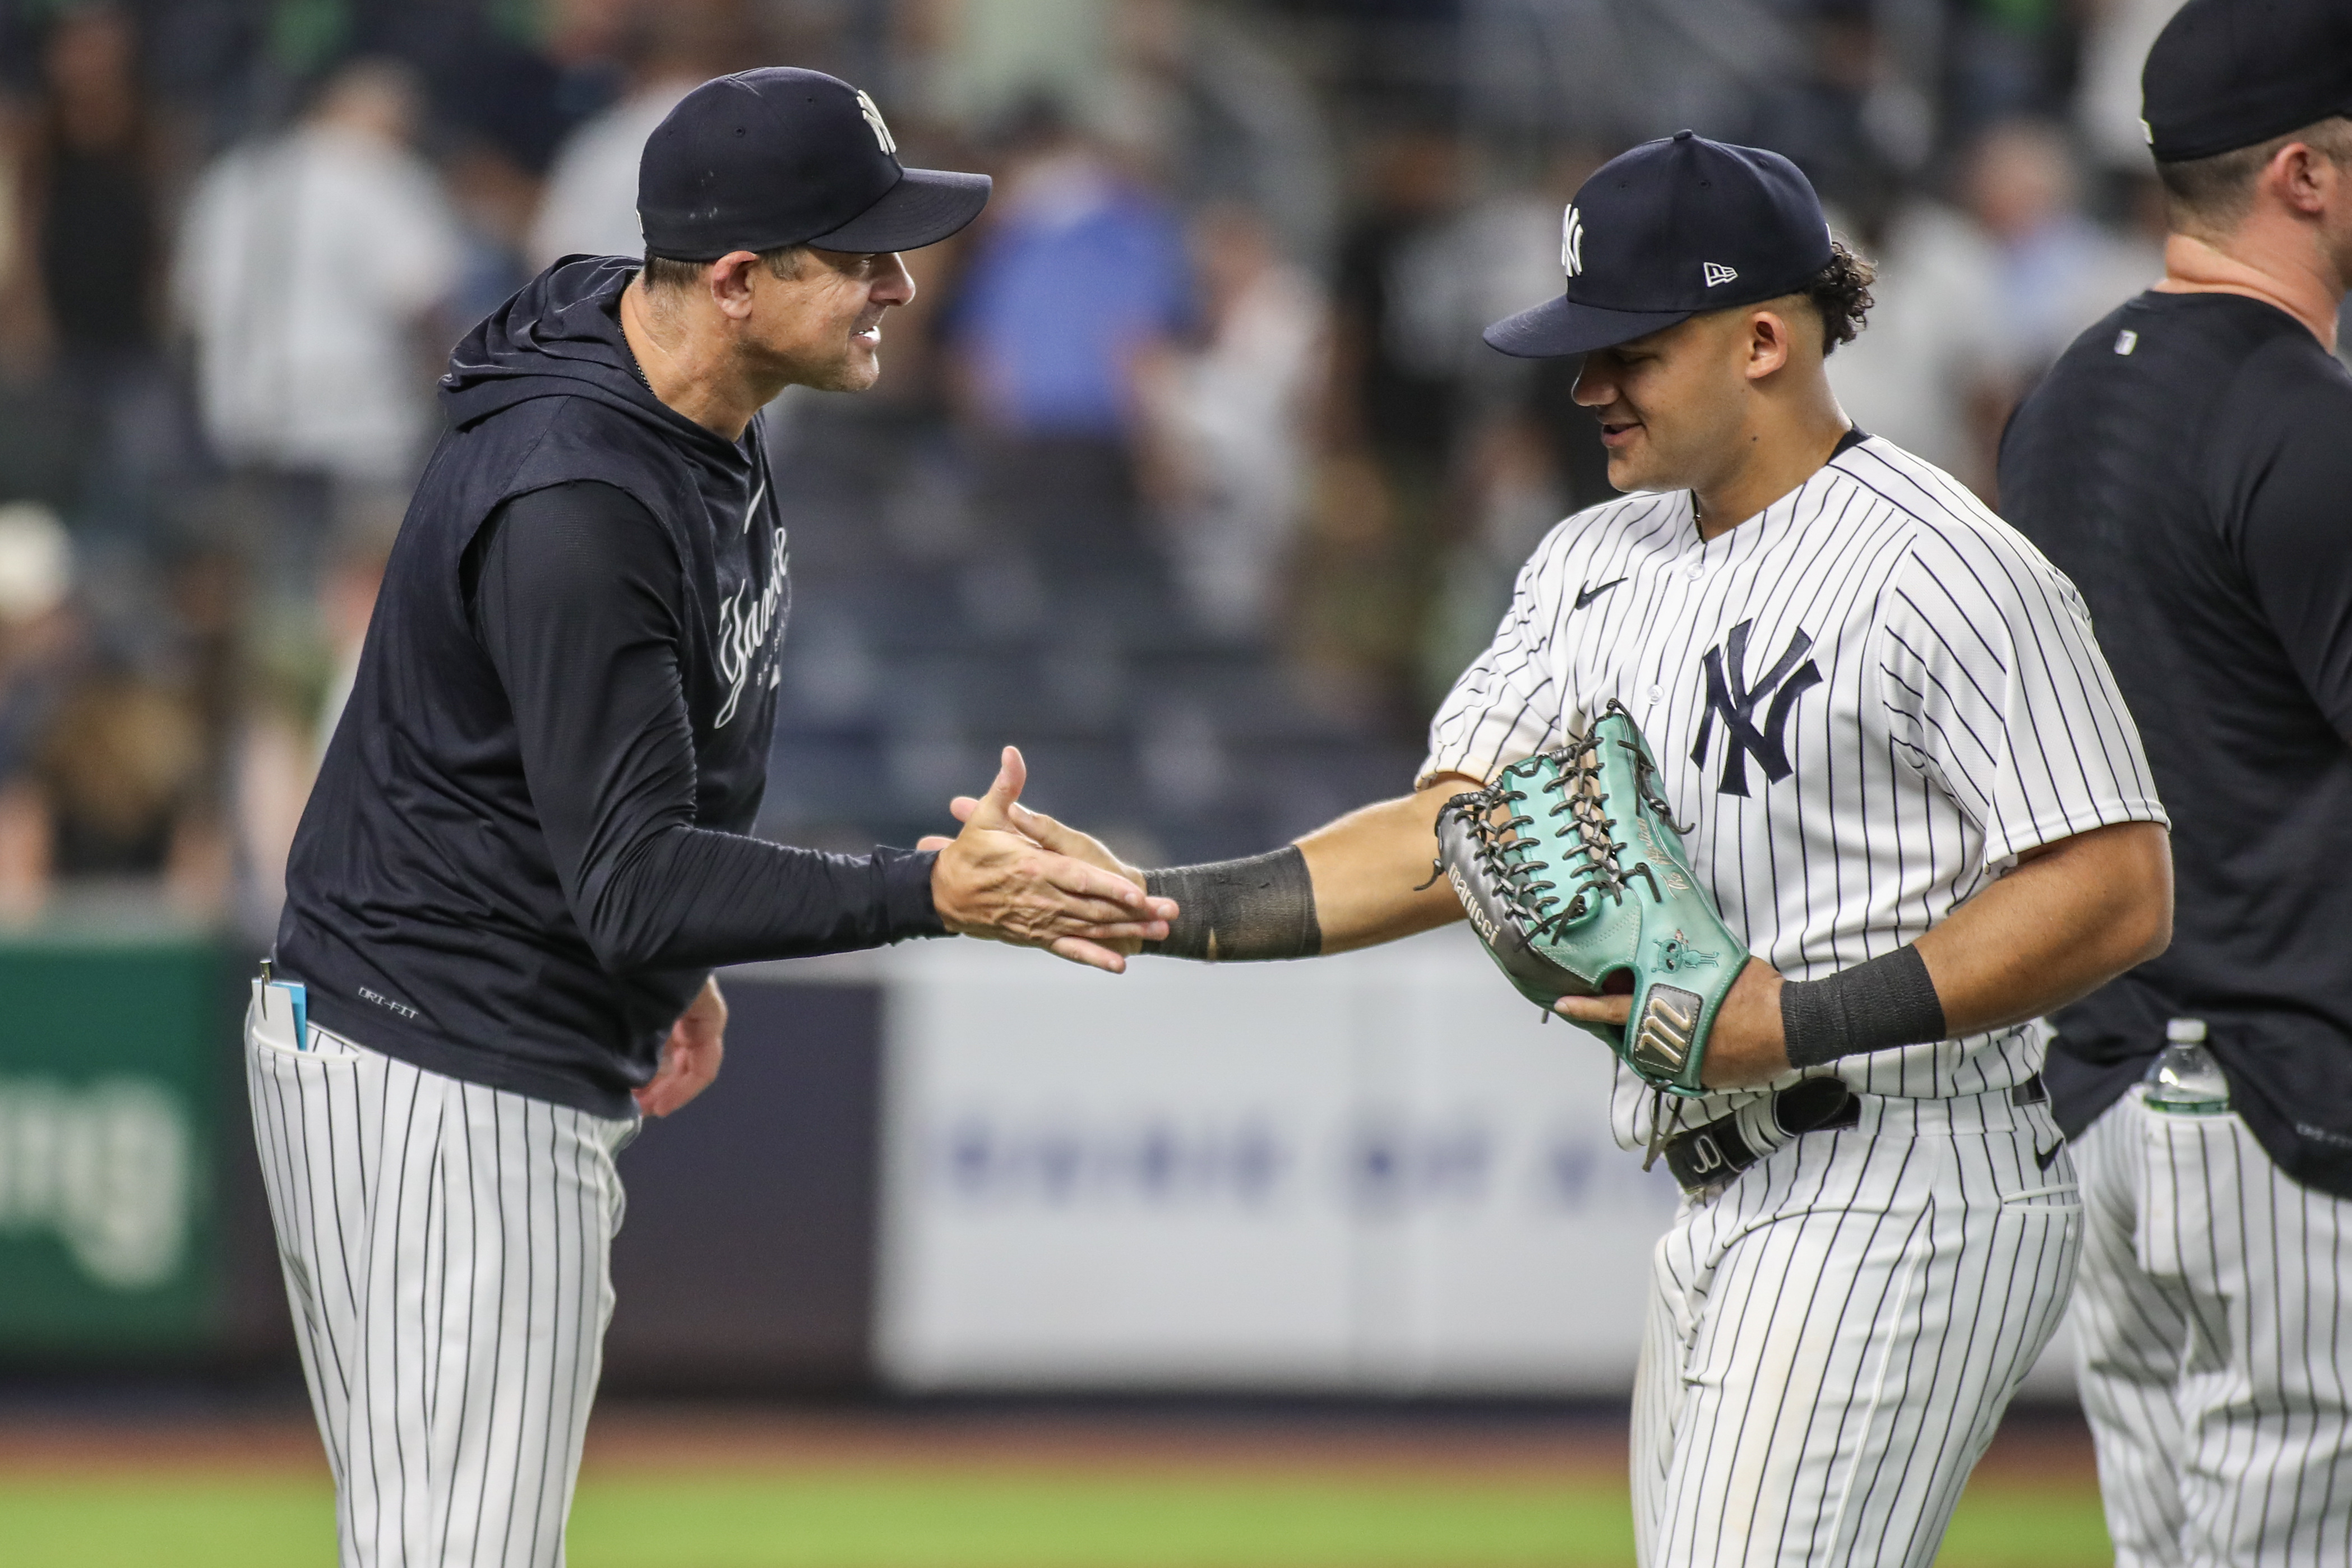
[974,134,2174,1566]
[1999,6,2352,1562]
[248,70,1173,1568]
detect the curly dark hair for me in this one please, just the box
[1803,239,1876,355]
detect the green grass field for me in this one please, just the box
[0,1468,2111,1567]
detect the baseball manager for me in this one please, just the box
[248,68,1172,1568]
[2000,2,2352,1560]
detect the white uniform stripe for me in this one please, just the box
[2071,1094,2352,1566]
[245,1007,633,1567]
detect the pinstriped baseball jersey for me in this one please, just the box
[1420,432,2167,1144]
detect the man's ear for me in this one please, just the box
[2271,138,2340,219]
[708,251,764,319]
[1744,306,1798,381]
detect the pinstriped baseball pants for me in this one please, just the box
[245,1004,635,1567]
[1632,1086,2082,1568]
[2071,1092,2352,1567]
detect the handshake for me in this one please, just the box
[919,744,1173,973]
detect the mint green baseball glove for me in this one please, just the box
[1434,701,1748,1095]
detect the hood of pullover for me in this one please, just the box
[440,255,751,481]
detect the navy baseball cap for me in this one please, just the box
[1485,131,1833,359]
[2142,0,2352,163]
[639,68,990,261]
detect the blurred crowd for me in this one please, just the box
[0,0,2325,942]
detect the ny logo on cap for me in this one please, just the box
[856,88,898,156]
[1560,205,1584,279]
[1702,261,1738,288]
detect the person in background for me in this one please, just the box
[1410,144,1612,699]
[0,4,189,537]
[1307,122,1467,732]
[172,57,461,593]
[1966,119,2157,381]
[1831,118,2151,499]
[945,98,1190,566]
[0,508,225,920]
[1134,202,1326,642]
[1999,3,2352,1560]
[1330,124,1466,510]
[19,662,224,906]
[3,7,156,369]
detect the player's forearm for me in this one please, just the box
[1691,820,2172,1088]
[577,825,942,973]
[1295,781,1475,953]
[1139,780,1472,961]
[1914,819,2173,1037]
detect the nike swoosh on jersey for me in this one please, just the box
[1574,577,1628,610]
[2034,1139,2065,1172]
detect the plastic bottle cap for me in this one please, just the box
[2166,1018,2208,1043]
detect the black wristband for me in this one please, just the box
[1144,846,1321,962]
[1780,945,1947,1069]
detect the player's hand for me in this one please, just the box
[923,747,1176,973]
[1555,957,1791,1089]
[928,792,1154,958]
[636,974,727,1117]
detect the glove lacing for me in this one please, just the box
[1446,703,1690,935]
[1467,737,1634,937]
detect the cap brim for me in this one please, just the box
[807,168,992,252]
[1483,294,1694,358]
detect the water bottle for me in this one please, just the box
[2143,1017,2230,1115]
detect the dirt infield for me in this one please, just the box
[0,1397,2099,1488]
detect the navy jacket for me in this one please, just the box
[276,257,939,1116]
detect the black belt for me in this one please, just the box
[1660,1072,2046,1197]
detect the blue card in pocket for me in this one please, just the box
[258,975,310,1050]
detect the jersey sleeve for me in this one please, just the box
[1877,525,2168,866]
[2226,350,2352,741]
[1420,526,1578,784]
[469,482,943,973]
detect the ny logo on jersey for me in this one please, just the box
[1690,618,1822,797]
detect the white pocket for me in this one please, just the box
[246,981,306,1056]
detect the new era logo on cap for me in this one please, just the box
[1561,205,1585,279]
[1703,261,1739,288]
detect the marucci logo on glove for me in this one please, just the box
[1632,984,1703,1076]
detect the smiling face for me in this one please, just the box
[740,246,917,392]
[1571,303,1813,500]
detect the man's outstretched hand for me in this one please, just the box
[920,747,1175,972]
